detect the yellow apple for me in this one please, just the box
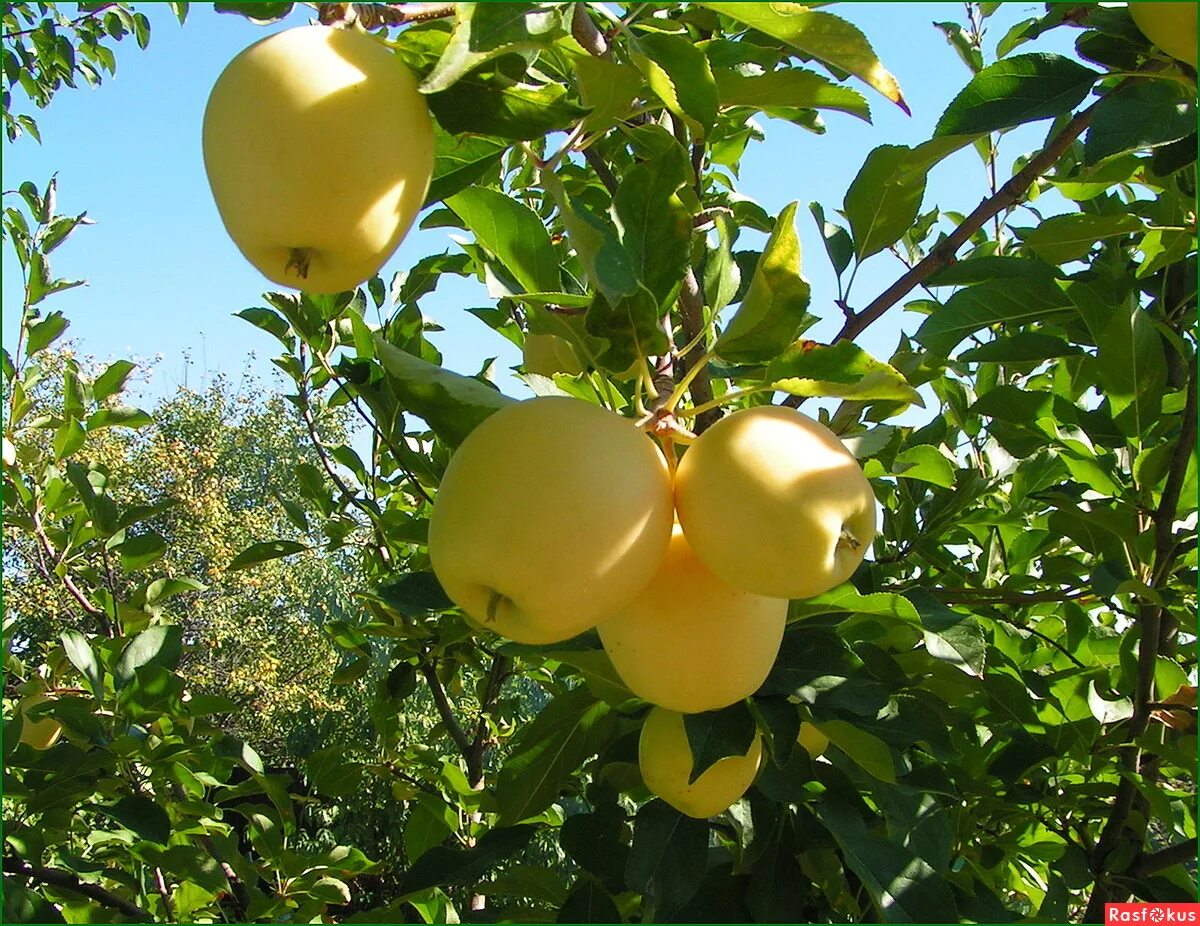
[428,397,674,644]
[1129,2,1198,67]
[202,25,434,294]
[18,692,62,750]
[597,523,787,713]
[798,722,829,758]
[523,334,584,377]
[638,706,763,818]
[674,405,876,599]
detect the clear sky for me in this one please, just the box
[2,2,1079,406]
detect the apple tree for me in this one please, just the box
[3,1,1197,923]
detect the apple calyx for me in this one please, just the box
[286,248,312,280]
[838,527,862,551]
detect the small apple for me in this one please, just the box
[674,405,876,599]
[638,706,762,818]
[597,523,787,713]
[798,722,829,759]
[17,692,62,751]
[1129,2,1197,67]
[428,397,674,644]
[203,25,434,294]
[523,334,584,377]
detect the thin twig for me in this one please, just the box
[421,661,473,761]
[834,99,1102,344]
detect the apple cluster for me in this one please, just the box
[429,396,876,815]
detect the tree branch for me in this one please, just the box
[1133,841,1198,877]
[675,268,719,431]
[3,856,150,920]
[467,654,510,786]
[835,101,1100,344]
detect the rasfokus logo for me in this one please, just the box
[1107,904,1200,925]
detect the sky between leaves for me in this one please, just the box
[1,1,1080,408]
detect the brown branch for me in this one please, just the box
[1133,841,1198,877]
[28,504,113,636]
[3,856,150,920]
[582,146,618,196]
[1151,370,1197,586]
[421,661,473,762]
[835,100,1100,344]
[316,2,457,28]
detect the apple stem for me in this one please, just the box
[286,247,311,280]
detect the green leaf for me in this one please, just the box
[844,137,972,260]
[634,32,719,139]
[421,3,568,93]
[86,406,153,430]
[95,795,171,845]
[399,825,536,895]
[237,306,293,346]
[404,793,457,863]
[146,577,205,604]
[909,590,986,676]
[3,882,66,924]
[376,572,453,618]
[810,202,853,278]
[892,445,955,487]
[24,312,69,356]
[914,277,1072,356]
[766,340,922,404]
[115,531,167,571]
[1020,213,1144,265]
[91,359,136,401]
[746,697,800,767]
[425,130,507,206]
[227,539,308,571]
[372,337,517,447]
[52,418,85,460]
[815,791,958,923]
[114,625,182,688]
[745,819,807,923]
[60,630,102,698]
[1084,79,1197,164]
[496,686,614,826]
[934,53,1098,135]
[557,877,622,924]
[700,3,907,110]
[682,702,758,784]
[1087,679,1134,723]
[572,54,644,133]
[715,67,870,122]
[212,2,293,23]
[819,719,895,783]
[430,75,587,141]
[717,202,813,363]
[925,255,1058,287]
[625,800,708,917]
[957,332,1081,362]
[447,186,559,294]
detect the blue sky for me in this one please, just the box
[2,2,1079,406]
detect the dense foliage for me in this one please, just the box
[3,2,1196,923]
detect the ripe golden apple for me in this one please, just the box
[202,25,433,294]
[639,706,763,818]
[1129,2,1198,67]
[18,692,62,750]
[428,397,674,644]
[798,722,829,758]
[674,405,876,599]
[523,334,584,377]
[597,524,787,713]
